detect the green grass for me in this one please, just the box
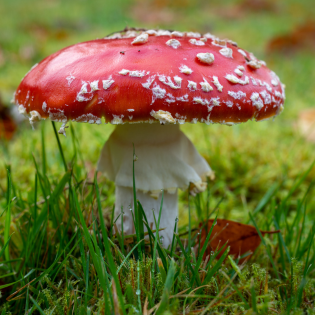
[1,0,315,313]
[0,124,314,314]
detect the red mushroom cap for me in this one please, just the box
[15,30,285,126]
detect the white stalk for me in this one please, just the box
[97,123,214,248]
[115,186,178,248]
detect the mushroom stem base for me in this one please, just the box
[115,185,178,248]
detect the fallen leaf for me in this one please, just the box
[130,0,178,25]
[267,20,315,54]
[207,0,278,21]
[239,0,278,12]
[0,96,17,141]
[198,219,279,264]
[296,108,315,143]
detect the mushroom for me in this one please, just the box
[14,29,285,248]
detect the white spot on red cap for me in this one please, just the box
[179,65,193,74]
[48,109,67,123]
[189,39,205,46]
[150,110,175,124]
[171,31,184,37]
[238,49,247,57]
[159,75,182,89]
[129,70,147,78]
[197,53,215,64]
[157,30,171,36]
[77,114,101,124]
[166,39,181,49]
[188,80,197,91]
[66,74,75,87]
[131,33,148,45]
[193,97,209,105]
[142,75,156,89]
[125,31,137,38]
[111,115,124,124]
[247,60,262,69]
[145,30,157,36]
[251,77,258,85]
[228,91,246,99]
[103,76,115,90]
[212,76,223,92]
[219,47,233,58]
[127,109,134,112]
[200,78,213,92]
[234,68,243,77]
[119,69,129,75]
[225,74,239,84]
[177,94,189,102]
[203,33,215,39]
[174,76,182,87]
[186,32,201,37]
[175,113,186,123]
[271,79,278,86]
[165,93,176,103]
[77,82,93,102]
[226,100,233,107]
[211,97,220,106]
[225,74,249,85]
[151,83,166,104]
[211,38,226,47]
[251,92,264,110]
[260,90,271,104]
[90,80,99,91]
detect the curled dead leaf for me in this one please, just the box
[267,20,315,54]
[239,0,278,12]
[0,95,17,141]
[199,219,280,264]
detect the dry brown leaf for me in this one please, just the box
[267,20,315,54]
[199,219,279,264]
[296,108,315,143]
[239,0,278,12]
[207,0,278,21]
[130,0,178,25]
[0,96,17,141]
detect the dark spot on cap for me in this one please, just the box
[120,51,125,54]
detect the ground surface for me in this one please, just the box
[0,0,315,314]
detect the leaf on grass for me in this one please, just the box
[130,0,178,25]
[208,0,278,20]
[239,0,278,12]
[0,96,17,141]
[267,20,315,54]
[199,219,279,264]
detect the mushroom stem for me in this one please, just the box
[97,123,213,248]
[115,185,178,248]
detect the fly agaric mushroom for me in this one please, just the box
[14,29,285,248]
